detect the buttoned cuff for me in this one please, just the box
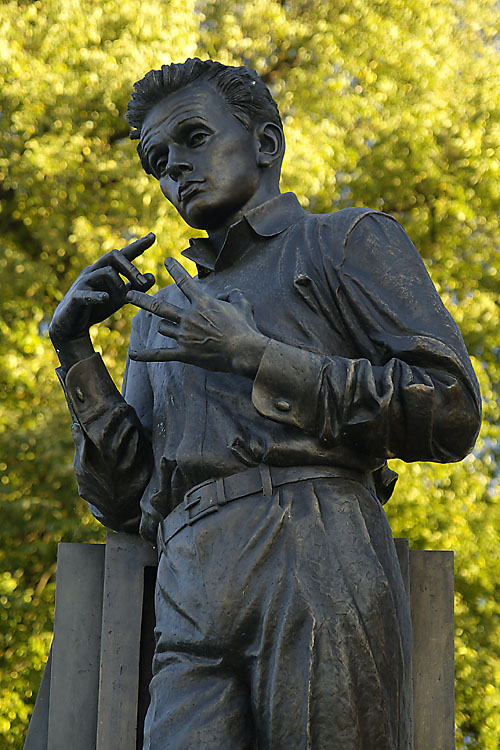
[56,352,124,427]
[252,339,325,431]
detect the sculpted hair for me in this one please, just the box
[126,58,283,175]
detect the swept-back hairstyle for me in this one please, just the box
[126,58,283,175]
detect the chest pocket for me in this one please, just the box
[290,264,347,355]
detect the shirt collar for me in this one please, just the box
[181,192,305,275]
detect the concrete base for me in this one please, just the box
[24,534,454,749]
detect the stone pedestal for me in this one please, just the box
[24,534,455,749]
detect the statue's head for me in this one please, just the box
[127,59,283,170]
[126,59,285,231]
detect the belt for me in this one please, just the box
[157,464,373,554]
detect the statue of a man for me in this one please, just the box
[49,59,481,749]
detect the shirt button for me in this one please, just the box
[75,386,85,402]
[275,399,292,412]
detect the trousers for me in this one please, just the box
[143,474,412,749]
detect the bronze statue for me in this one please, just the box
[49,59,481,749]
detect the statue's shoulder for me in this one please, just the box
[297,206,391,270]
[305,205,388,241]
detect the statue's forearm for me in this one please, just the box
[51,332,96,371]
[57,352,153,531]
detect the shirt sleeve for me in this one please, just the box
[56,314,154,532]
[252,212,481,464]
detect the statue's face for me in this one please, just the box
[140,83,262,230]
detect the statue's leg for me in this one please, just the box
[242,478,413,749]
[146,477,411,750]
[143,528,257,750]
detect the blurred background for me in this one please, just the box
[1,0,499,746]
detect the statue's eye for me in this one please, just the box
[156,156,169,177]
[188,131,208,148]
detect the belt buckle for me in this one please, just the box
[184,479,219,524]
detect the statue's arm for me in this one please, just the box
[252,212,481,464]
[56,335,154,533]
[51,235,156,531]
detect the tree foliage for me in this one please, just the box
[1,0,499,747]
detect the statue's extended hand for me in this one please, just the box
[126,258,269,377]
[49,234,156,350]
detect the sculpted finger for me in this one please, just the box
[129,347,181,362]
[73,290,110,304]
[85,265,127,293]
[124,272,155,295]
[107,249,151,288]
[114,249,150,286]
[157,319,179,339]
[91,233,155,277]
[125,290,182,323]
[120,232,156,262]
[141,272,156,290]
[164,257,198,301]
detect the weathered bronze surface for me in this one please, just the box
[49,59,481,748]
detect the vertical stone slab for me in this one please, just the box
[46,543,105,750]
[23,646,52,750]
[410,550,455,750]
[96,532,157,750]
[137,565,157,746]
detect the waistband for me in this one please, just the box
[157,464,374,555]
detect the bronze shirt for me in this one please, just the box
[59,192,481,543]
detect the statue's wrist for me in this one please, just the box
[52,333,95,370]
[232,333,269,378]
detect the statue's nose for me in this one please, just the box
[166,149,192,182]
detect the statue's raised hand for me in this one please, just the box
[49,233,156,367]
[126,258,269,378]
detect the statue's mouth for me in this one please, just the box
[178,181,204,203]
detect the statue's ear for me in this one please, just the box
[255,122,285,168]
